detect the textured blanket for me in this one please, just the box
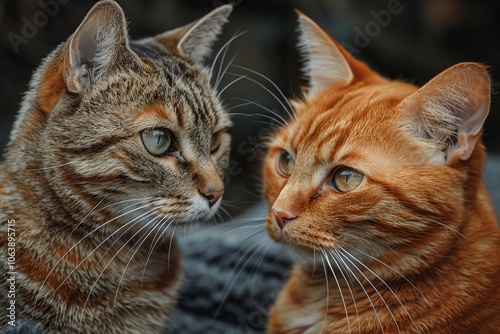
[2,155,499,334]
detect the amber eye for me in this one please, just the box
[141,128,173,156]
[210,131,222,153]
[332,167,364,192]
[276,149,295,177]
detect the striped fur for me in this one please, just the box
[264,12,500,334]
[0,1,232,333]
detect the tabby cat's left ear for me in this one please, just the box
[154,5,233,65]
[400,62,491,164]
[66,0,131,93]
[296,11,372,95]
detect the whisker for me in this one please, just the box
[227,97,288,127]
[141,216,173,285]
[321,247,351,334]
[329,249,361,333]
[31,200,155,319]
[81,210,161,324]
[333,250,386,334]
[212,233,269,321]
[232,64,295,118]
[112,214,165,314]
[216,74,248,99]
[339,248,401,334]
[340,249,422,334]
[429,219,471,242]
[226,72,293,121]
[346,245,428,304]
[319,254,330,334]
[209,29,247,84]
[214,52,239,92]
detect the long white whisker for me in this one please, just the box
[52,207,160,303]
[335,250,385,334]
[81,210,161,324]
[216,74,248,99]
[226,72,293,120]
[341,249,422,334]
[209,30,247,83]
[346,245,428,304]
[32,200,155,318]
[228,97,288,127]
[112,214,165,314]
[232,64,295,118]
[213,237,269,321]
[339,249,401,334]
[321,248,351,334]
[319,254,330,334]
[141,216,173,284]
[329,249,361,333]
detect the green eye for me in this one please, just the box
[276,149,295,177]
[141,128,173,156]
[210,131,222,153]
[332,167,364,192]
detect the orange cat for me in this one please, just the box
[264,12,500,334]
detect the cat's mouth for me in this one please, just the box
[111,194,222,235]
[265,213,338,251]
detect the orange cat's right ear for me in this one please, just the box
[400,62,491,164]
[296,11,372,95]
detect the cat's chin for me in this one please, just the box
[285,245,318,267]
[113,196,222,237]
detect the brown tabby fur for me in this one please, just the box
[0,1,232,333]
[264,12,500,334]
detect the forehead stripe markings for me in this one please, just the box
[138,104,173,122]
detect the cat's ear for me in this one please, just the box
[296,11,371,95]
[400,62,491,164]
[154,5,232,64]
[65,0,130,93]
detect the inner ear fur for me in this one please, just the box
[399,62,491,164]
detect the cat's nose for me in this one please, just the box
[272,207,298,229]
[202,189,224,207]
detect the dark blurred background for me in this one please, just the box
[1,0,499,216]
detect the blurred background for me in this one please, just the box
[1,2,500,332]
[1,0,499,215]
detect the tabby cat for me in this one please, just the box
[0,1,232,333]
[264,12,500,334]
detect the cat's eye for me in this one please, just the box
[332,167,364,192]
[276,149,295,177]
[210,131,222,153]
[141,128,173,156]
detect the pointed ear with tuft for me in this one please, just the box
[154,5,233,65]
[296,11,374,96]
[65,0,130,93]
[399,62,491,164]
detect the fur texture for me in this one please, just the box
[0,1,232,333]
[264,12,500,334]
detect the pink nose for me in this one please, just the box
[272,207,298,229]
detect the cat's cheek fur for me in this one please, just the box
[265,10,500,334]
[0,1,233,333]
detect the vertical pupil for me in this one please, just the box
[344,171,350,183]
[156,132,161,145]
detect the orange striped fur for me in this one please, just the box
[264,12,500,334]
